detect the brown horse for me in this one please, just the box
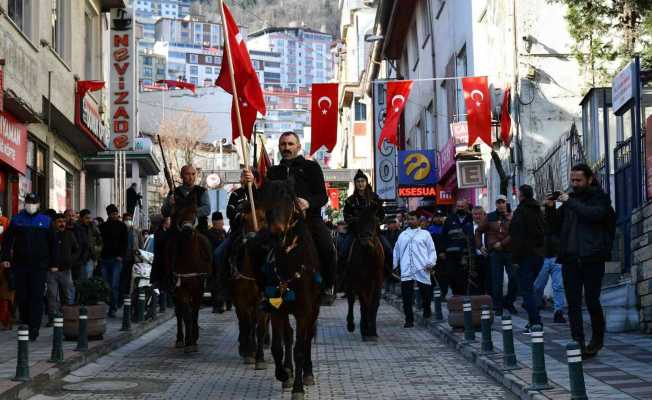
[345,207,385,341]
[255,180,321,400]
[165,194,212,353]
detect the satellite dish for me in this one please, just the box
[206,173,221,189]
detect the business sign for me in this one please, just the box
[456,159,486,189]
[438,137,457,177]
[450,121,469,148]
[75,93,110,147]
[0,111,27,174]
[436,186,455,205]
[398,150,437,186]
[109,7,137,150]
[398,186,437,198]
[612,61,636,114]
[373,82,397,200]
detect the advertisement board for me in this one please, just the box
[0,111,27,174]
[398,150,437,186]
[612,61,636,114]
[373,82,397,200]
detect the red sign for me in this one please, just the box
[327,188,340,210]
[398,186,437,198]
[436,186,455,205]
[75,93,110,148]
[0,111,28,174]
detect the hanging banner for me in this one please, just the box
[109,7,137,150]
[373,82,397,200]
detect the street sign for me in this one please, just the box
[612,61,636,114]
[373,82,397,201]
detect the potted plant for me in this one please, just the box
[63,277,111,340]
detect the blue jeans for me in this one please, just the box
[101,258,123,312]
[516,255,543,325]
[489,251,517,312]
[80,260,95,280]
[534,257,566,312]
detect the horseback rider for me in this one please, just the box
[161,165,211,233]
[243,131,336,304]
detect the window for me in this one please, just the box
[20,139,47,210]
[189,77,198,85]
[205,66,212,74]
[190,65,198,75]
[143,57,153,65]
[206,56,213,64]
[354,99,367,121]
[144,67,153,76]
[52,0,70,62]
[8,0,32,38]
[420,0,433,48]
[189,54,198,63]
[84,7,98,80]
[455,45,468,120]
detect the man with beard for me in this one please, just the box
[439,200,475,295]
[545,164,615,358]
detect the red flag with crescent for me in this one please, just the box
[377,80,413,150]
[462,76,492,147]
[500,86,512,146]
[310,83,339,155]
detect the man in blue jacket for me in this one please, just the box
[1,193,54,341]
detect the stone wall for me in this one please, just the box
[630,201,652,333]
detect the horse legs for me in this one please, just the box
[359,300,369,339]
[291,318,308,399]
[183,302,197,353]
[303,314,318,386]
[255,311,269,370]
[270,314,290,385]
[283,317,294,382]
[346,290,355,333]
[369,287,381,338]
[174,300,184,348]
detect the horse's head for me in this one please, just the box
[354,207,379,248]
[258,179,299,237]
[172,192,198,233]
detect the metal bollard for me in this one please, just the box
[480,305,494,353]
[501,316,518,369]
[75,306,89,352]
[13,325,30,381]
[49,314,64,363]
[137,290,146,322]
[567,342,588,400]
[463,297,475,342]
[433,287,443,321]
[121,297,132,331]
[530,325,552,390]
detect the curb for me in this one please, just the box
[0,310,175,400]
[383,292,567,400]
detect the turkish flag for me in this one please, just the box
[327,188,340,210]
[500,86,512,145]
[231,95,258,142]
[310,83,339,155]
[256,140,272,188]
[462,76,492,147]
[77,80,105,99]
[216,2,266,141]
[155,79,196,93]
[377,80,413,150]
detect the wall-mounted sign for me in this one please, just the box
[450,121,469,148]
[456,159,486,189]
[398,150,437,186]
[373,83,396,200]
[398,186,437,198]
[612,61,636,114]
[75,94,110,147]
[109,7,137,150]
[436,186,455,205]
[0,111,27,174]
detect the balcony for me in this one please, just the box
[99,0,126,12]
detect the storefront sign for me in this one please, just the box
[109,7,137,150]
[456,160,486,189]
[75,94,110,147]
[450,121,469,148]
[437,138,457,178]
[398,150,438,186]
[373,83,397,200]
[612,61,636,114]
[398,186,437,198]
[436,186,455,205]
[0,111,27,174]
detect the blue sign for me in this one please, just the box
[398,150,438,186]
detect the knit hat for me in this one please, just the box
[212,211,223,221]
[354,169,368,182]
[25,193,40,204]
[106,204,119,215]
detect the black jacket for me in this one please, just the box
[53,229,80,271]
[267,156,328,218]
[205,227,226,250]
[126,187,142,215]
[343,191,385,231]
[226,187,248,234]
[510,198,545,263]
[99,219,128,259]
[545,186,614,264]
[441,212,474,253]
[1,211,54,270]
[72,222,91,264]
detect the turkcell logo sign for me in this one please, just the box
[398,150,438,186]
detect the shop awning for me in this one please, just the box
[83,150,160,178]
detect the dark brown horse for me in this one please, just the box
[345,207,385,341]
[255,180,321,400]
[165,195,212,353]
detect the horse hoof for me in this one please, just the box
[291,392,305,400]
[303,374,315,386]
[346,322,355,333]
[255,361,267,370]
[243,356,255,365]
[175,341,184,349]
[184,345,198,353]
[282,380,293,390]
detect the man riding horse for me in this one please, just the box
[161,165,211,233]
[243,131,336,305]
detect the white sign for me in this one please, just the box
[456,159,487,189]
[109,7,137,150]
[612,61,636,113]
[81,95,110,145]
[373,83,397,200]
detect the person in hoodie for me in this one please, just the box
[509,185,545,333]
[439,199,475,295]
[47,214,80,326]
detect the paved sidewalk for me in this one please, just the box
[0,305,174,399]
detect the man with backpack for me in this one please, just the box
[545,164,615,358]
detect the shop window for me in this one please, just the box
[50,162,74,212]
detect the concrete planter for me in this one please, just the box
[62,304,109,340]
[602,279,639,332]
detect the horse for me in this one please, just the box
[345,207,385,341]
[164,194,213,353]
[254,179,321,400]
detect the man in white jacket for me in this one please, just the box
[393,211,437,327]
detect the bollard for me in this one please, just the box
[137,289,146,322]
[501,316,518,369]
[75,306,89,352]
[567,342,588,400]
[463,297,475,342]
[49,314,64,363]
[121,297,132,331]
[529,325,552,390]
[13,325,30,381]
[433,287,443,321]
[480,305,494,353]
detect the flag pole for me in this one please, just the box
[218,0,258,231]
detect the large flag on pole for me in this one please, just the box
[215,2,266,141]
[256,140,272,188]
[500,86,512,146]
[310,83,339,155]
[462,76,492,147]
[377,80,413,150]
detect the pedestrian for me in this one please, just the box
[475,195,518,316]
[126,183,143,216]
[545,164,614,358]
[47,214,79,326]
[76,209,103,280]
[120,213,143,304]
[206,211,227,313]
[206,211,226,251]
[533,210,567,323]
[393,211,437,327]
[99,204,128,318]
[471,206,491,295]
[382,217,401,249]
[428,209,448,296]
[0,193,54,340]
[440,199,475,295]
[509,185,545,333]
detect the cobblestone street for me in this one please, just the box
[27,299,512,400]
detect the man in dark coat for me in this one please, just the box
[126,183,143,216]
[99,204,128,318]
[545,164,614,358]
[206,212,227,250]
[509,184,545,332]
[161,165,211,233]
[439,199,475,295]
[206,211,227,313]
[0,193,54,340]
[47,214,79,325]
